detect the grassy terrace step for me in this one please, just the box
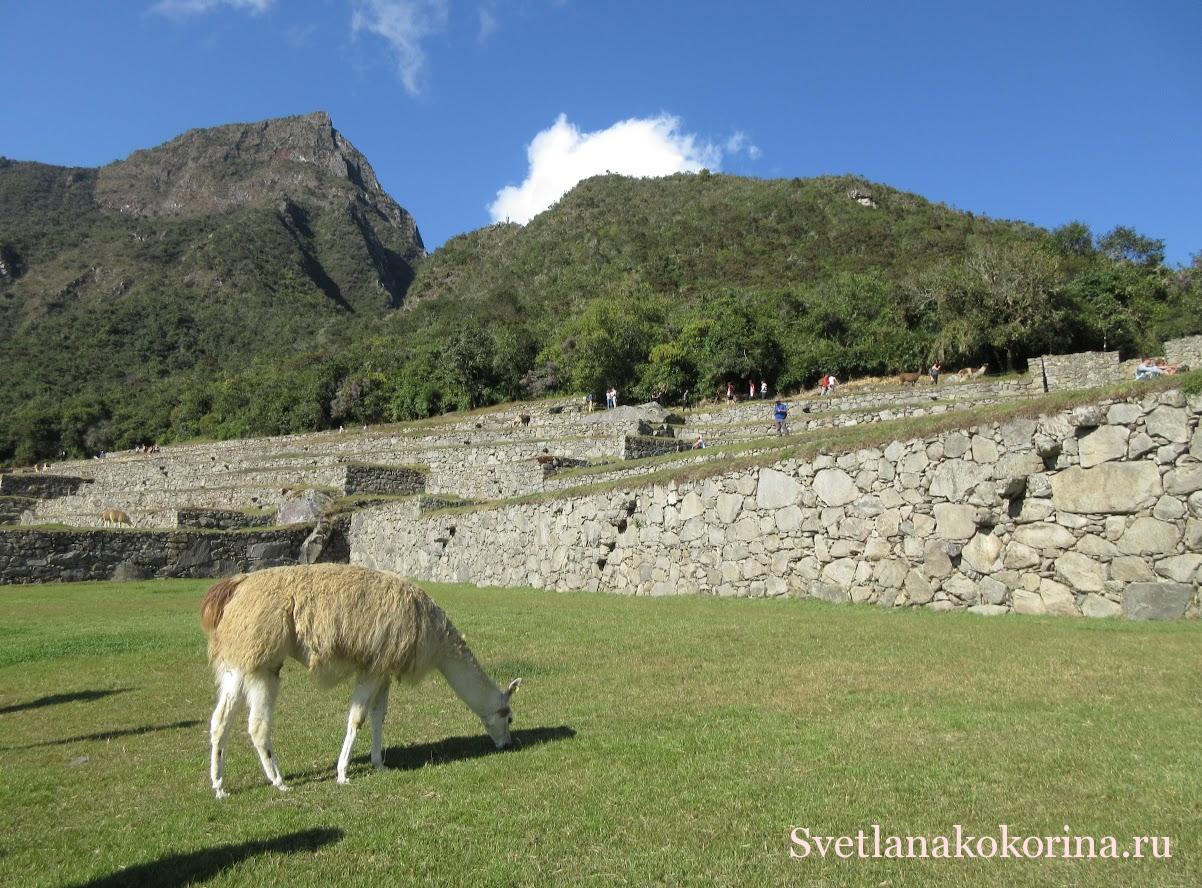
[0,579,1197,886]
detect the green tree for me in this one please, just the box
[960,242,1066,369]
[1097,226,1165,267]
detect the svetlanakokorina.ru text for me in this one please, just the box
[788,825,1172,860]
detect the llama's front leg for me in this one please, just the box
[337,675,385,784]
[210,669,242,799]
[370,680,391,771]
[245,668,288,792]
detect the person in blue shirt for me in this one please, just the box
[773,398,789,435]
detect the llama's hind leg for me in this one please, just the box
[210,668,243,799]
[245,668,288,792]
[370,680,391,771]
[337,674,386,785]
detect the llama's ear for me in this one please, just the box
[505,678,522,698]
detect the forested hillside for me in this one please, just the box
[2,128,1199,465]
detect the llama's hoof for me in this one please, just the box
[274,782,290,793]
[372,760,386,771]
[337,775,350,785]
[214,788,229,800]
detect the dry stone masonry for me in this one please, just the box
[0,526,315,584]
[351,387,1202,620]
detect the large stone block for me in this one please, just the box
[971,436,999,464]
[1003,541,1041,570]
[1012,522,1077,551]
[904,569,934,604]
[774,505,803,533]
[1117,518,1181,556]
[1164,466,1202,497]
[929,459,993,502]
[756,468,801,509]
[715,492,743,524]
[1154,554,1202,583]
[821,558,857,589]
[1078,426,1130,468]
[1081,593,1122,618]
[961,532,1004,573]
[1012,588,1046,615]
[933,503,977,540]
[1050,463,1162,514]
[1039,578,1079,616]
[1106,403,1143,425]
[1144,406,1190,443]
[1054,551,1105,592]
[1122,582,1194,620]
[812,468,858,507]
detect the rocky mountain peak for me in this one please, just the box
[94,112,414,242]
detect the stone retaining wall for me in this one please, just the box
[0,525,315,585]
[176,508,275,530]
[688,377,1040,427]
[427,460,547,501]
[1037,351,1123,391]
[0,498,35,526]
[351,388,1202,619]
[0,474,89,498]
[1166,335,1202,368]
[621,434,691,460]
[343,464,426,496]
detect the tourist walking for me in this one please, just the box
[773,398,789,435]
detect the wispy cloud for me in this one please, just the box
[351,0,450,96]
[477,5,498,43]
[489,113,723,224]
[725,131,762,161]
[150,0,273,17]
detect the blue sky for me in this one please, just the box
[5,0,1200,264]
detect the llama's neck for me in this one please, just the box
[437,640,502,721]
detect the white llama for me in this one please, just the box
[200,563,520,798]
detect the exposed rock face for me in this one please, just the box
[94,111,424,307]
[97,112,414,234]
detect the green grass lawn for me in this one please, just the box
[0,580,1199,887]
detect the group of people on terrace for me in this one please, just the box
[1135,357,1187,379]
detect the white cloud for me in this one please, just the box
[477,6,498,42]
[150,0,273,16]
[351,0,449,96]
[725,130,762,161]
[489,113,722,224]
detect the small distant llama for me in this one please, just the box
[201,563,520,798]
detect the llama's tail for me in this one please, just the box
[201,575,247,634]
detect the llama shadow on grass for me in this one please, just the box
[0,688,132,716]
[7,719,201,751]
[377,725,577,771]
[286,725,576,786]
[70,827,343,888]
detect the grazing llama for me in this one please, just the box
[200,563,520,798]
[100,508,132,526]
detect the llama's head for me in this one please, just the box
[483,678,522,749]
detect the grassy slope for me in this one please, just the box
[1,580,1199,887]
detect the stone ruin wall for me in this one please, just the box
[0,525,315,585]
[1165,335,1202,369]
[351,388,1202,620]
[1037,351,1123,392]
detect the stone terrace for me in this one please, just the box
[10,345,1197,532]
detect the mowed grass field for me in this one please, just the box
[0,580,1199,887]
